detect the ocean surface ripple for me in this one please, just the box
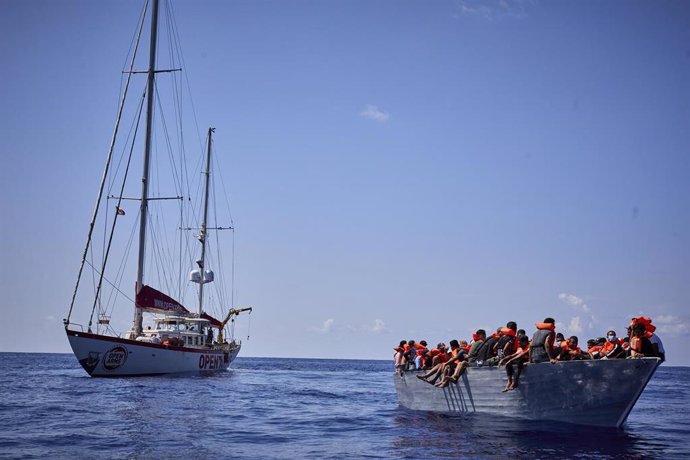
[0,354,688,459]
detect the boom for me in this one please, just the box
[217,307,252,343]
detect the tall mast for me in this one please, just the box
[132,0,160,336]
[197,127,215,315]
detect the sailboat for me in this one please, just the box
[64,0,251,377]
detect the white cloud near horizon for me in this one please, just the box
[318,318,334,334]
[455,0,536,21]
[370,319,387,334]
[360,105,390,122]
[558,293,596,333]
[653,315,689,336]
[567,316,583,334]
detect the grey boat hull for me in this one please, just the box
[394,358,660,428]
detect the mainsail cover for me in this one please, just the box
[201,312,222,328]
[135,284,190,315]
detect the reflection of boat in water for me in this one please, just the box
[394,358,660,427]
[63,0,251,377]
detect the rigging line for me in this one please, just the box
[150,204,175,298]
[167,0,204,154]
[67,10,148,324]
[215,149,235,228]
[153,84,183,194]
[84,259,136,305]
[87,90,146,332]
[231,228,236,310]
[108,86,148,195]
[103,212,139,323]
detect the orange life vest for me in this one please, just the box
[588,345,603,355]
[631,316,656,333]
[600,341,617,356]
[535,322,555,331]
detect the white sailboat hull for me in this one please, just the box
[66,329,240,377]
[394,358,660,428]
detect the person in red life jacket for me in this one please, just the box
[529,318,558,364]
[630,323,655,358]
[499,334,530,392]
[459,340,471,353]
[631,316,666,362]
[585,339,598,357]
[393,340,407,374]
[434,330,487,387]
[600,330,625,359]
[415,343,450,384]
[558,336,586,361]
[587,338,603,359]
[414,340,429,369]
[433,340,468,388]
[431,342,449,366]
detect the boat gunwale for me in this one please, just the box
[66,328,237,354]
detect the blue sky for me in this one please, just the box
[1,0,689,364]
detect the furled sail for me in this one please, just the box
[200,312,222,328]
[135,284,190,315]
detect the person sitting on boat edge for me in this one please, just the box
[557,336,587,361]
[600,330,625,359]
[475,327,501,366]
[631,316,665,363]
[394,340,406,374]
[529,318,558,364]
[415,342,451,384]
[497,321,519,357]
[433,339,467,388]
[629,323,655,358]
[499,334,530,392]
[403,340,418,369]
[433,330,487,387]
[589,337,607,359]
[415,340,430,369]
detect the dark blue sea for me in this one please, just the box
[0,354,688,459]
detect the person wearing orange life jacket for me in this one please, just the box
[393,340,407,374]
[631,316,665,362]
[486,322,519,366]
[558,336,586,361]
[459,340,471,353]
[600,330,625,359]
[435,330,487,387]
[499,334,530,392]
[630,323,655,358]
[414,340,429,369]
[530,318,558,364]
[403,340,418,370]
[416,342,453,385]
[433,340,468,388]
[588,337,606,359]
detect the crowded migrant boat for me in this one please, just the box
[393,316,665,393]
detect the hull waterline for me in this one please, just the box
[394,358,660,428]
[66,329,240,377]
